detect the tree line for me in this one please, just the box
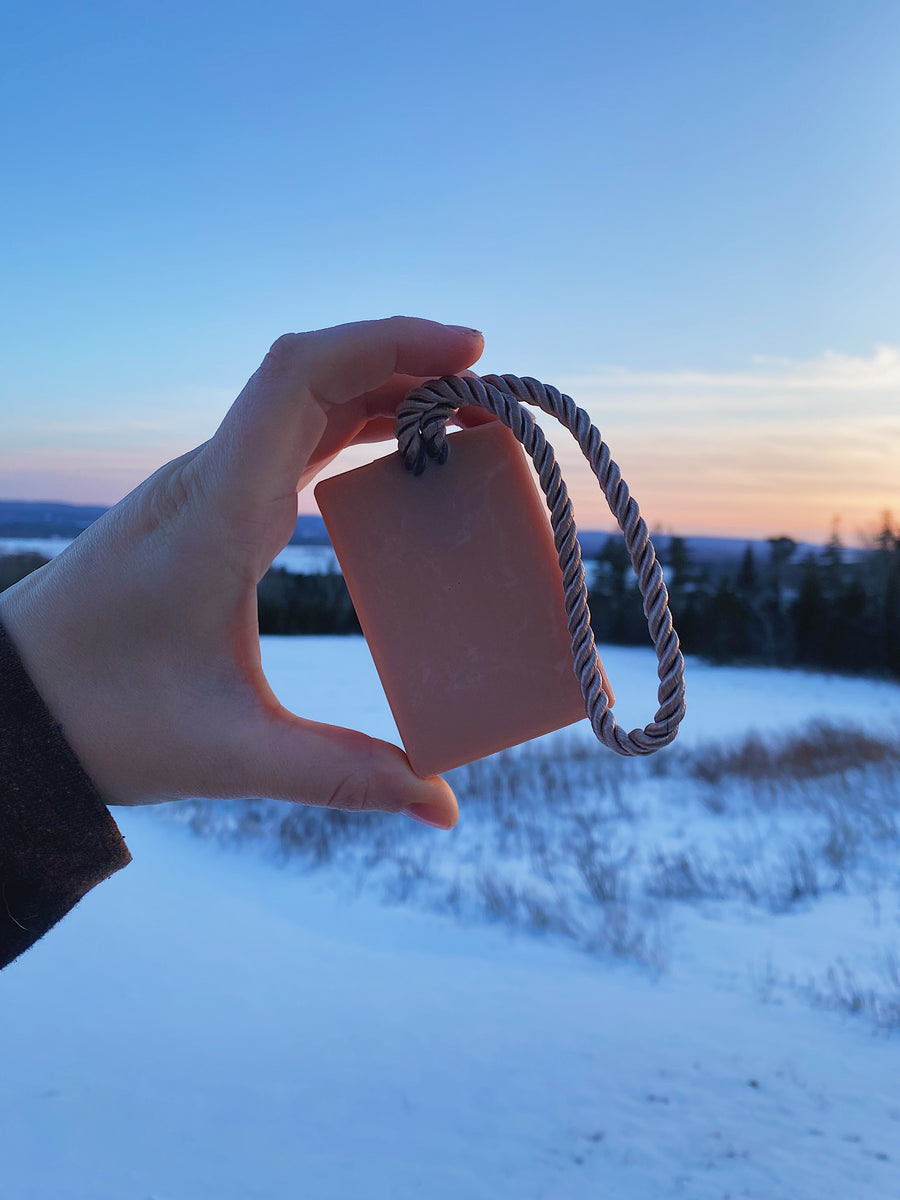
[0,555,361,637]
[2,515,898,678]
[589,517,900,679]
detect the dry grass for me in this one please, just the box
[687,722,900,786]
[806,955,900,1031]
[165,719,900,1007]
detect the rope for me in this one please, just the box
[394,374,686,757]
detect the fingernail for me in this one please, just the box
[402,802,456,830]
[450,325,483,339]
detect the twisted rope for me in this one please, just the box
[394,374,686,757]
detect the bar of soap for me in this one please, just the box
[314,421,613,777]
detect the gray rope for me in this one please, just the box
[394,374,686,757]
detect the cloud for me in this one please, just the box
[528,346,900,541]
[561,344,900,394]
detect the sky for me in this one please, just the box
[1,0,898,541]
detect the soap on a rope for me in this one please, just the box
[314,420,614,778]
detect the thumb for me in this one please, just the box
[245,713,459,830]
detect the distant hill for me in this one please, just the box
[0,500,109,538]
[0,499,332,545]
[0,499,836,569]
[293,514,331,544]
[541,529,837,573]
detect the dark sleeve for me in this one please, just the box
[0,619,131,968]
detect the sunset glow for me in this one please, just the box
[2,2,898,547]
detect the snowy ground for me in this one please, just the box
[0,536,74,559]
[2,638,900,1200]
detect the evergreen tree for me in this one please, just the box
[664,535,700,650]
[863,513,900,674]
[764,536,798,664]
[0,552,49,593]
[589,536,647,645]
[792,554,827,666]
[736,543,757,597]
[257,568,360,635]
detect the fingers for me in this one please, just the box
[245,711,459,828]
[454,404,498,428]
[283,318,482,408]
[356,371,497,428]
[347,416,397,446]
[210,317,483,505]
[345,405,498,450]
[342,376,498,452]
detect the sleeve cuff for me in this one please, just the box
[0,618,132,967]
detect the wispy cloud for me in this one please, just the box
[564,344,900,393]
[531,346,900,541]
[553,345,900,431]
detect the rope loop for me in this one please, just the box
[395,374,686,757]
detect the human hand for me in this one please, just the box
[0,317,485,828]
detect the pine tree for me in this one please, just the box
[765,536,798,664]
[792,554,826,666]
[736,544,757,597]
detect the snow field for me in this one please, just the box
[1,638,899,1199]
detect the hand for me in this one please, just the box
[0,317,485,828]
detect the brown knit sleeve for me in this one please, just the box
[0,619,131,968]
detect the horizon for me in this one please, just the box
[0,495,884,551]
[1,1,898,542]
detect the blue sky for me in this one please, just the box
[1,0,898,537]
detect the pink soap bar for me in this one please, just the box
[314,421,614,777]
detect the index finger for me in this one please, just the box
[209,317,484,503]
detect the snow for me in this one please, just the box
[4,813,900,1200]
[270,543,339,574]
[257,635,900,747]
[0,537,73,559]
[2,638,900,1199]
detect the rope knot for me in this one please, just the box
[395,380,463,475]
